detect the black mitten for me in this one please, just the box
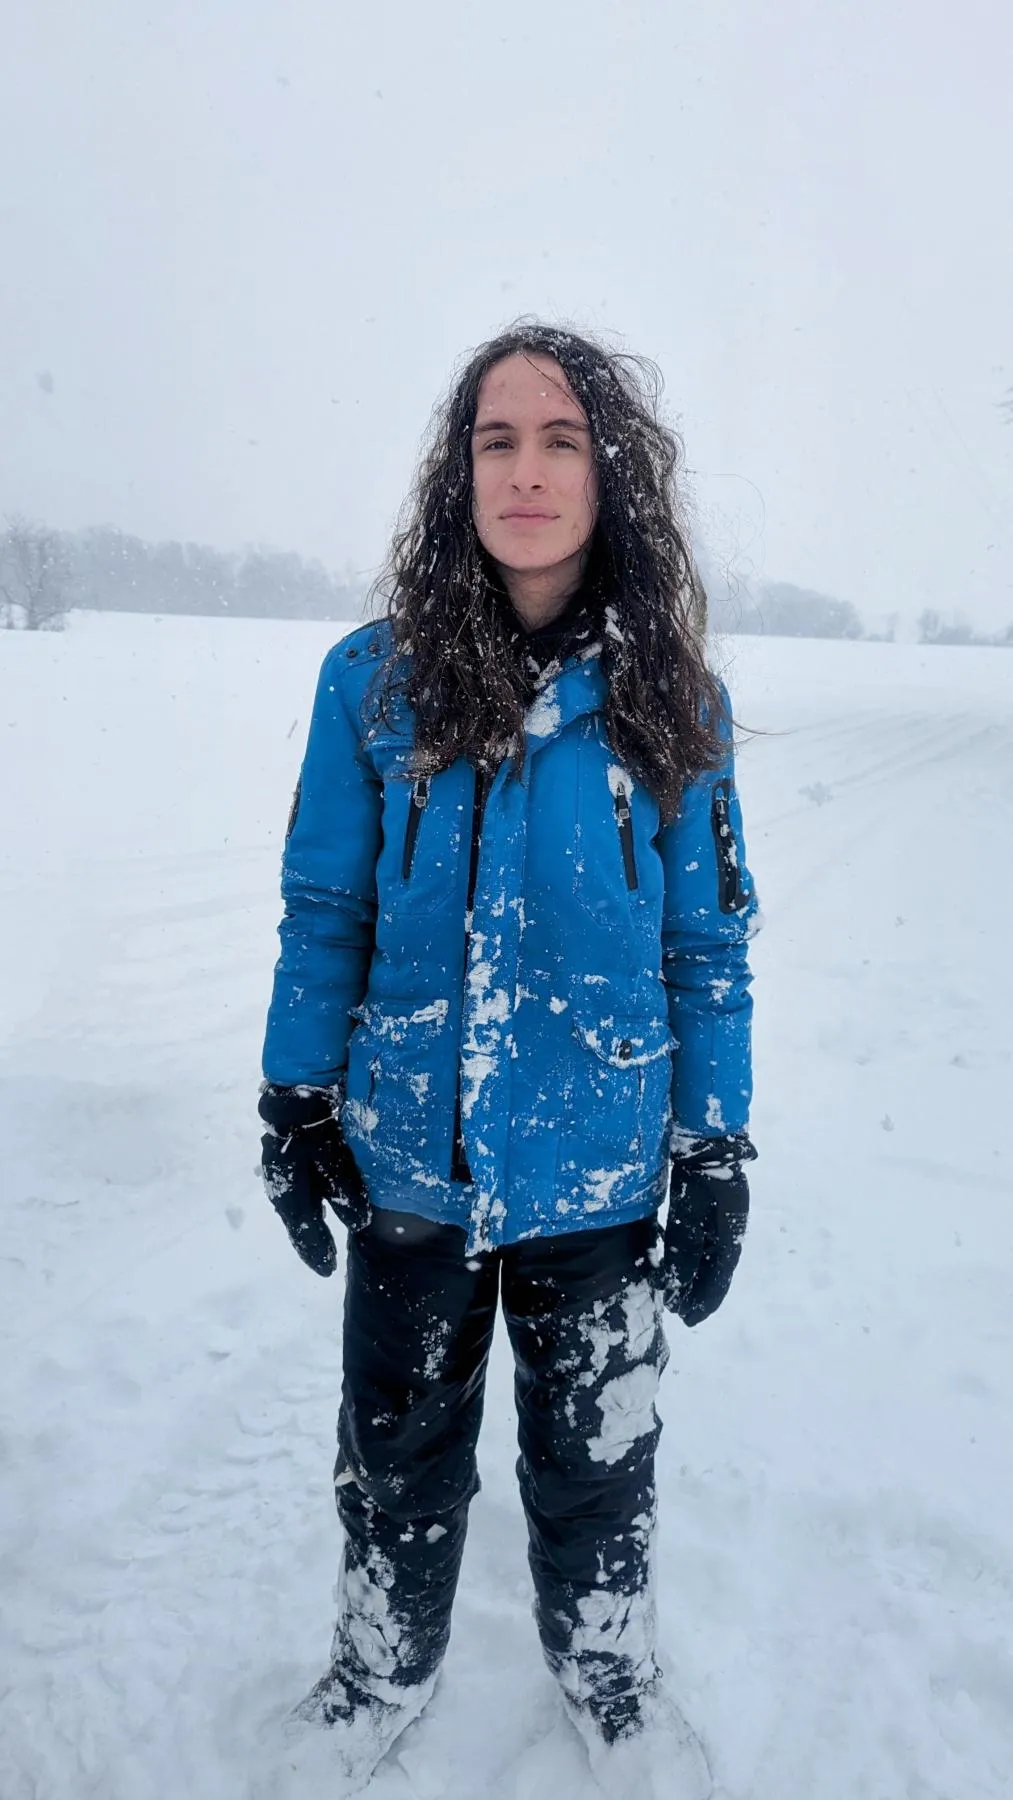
[259,1083,369,1277]
[662,1134,755,1325]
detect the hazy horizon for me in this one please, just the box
[2,1,1011,630]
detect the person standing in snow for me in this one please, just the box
[259,323,757,1797]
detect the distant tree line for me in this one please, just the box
[1,517,367,630]
[705,577,865,641]
[699,557,1011,648]
[916,609,1013,648]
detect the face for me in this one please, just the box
[471,353,599,592]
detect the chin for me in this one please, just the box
[502,556,562,576]
[493,542,571,574]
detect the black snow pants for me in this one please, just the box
[329,1207,669,1726]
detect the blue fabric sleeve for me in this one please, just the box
[657,693,758,1139]
[261,646,382,1087]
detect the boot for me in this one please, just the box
[289,1661,437,1796]
[566,1676,712,1800]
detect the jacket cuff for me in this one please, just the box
[258,1080,344,1133]
[671,1129,756,1171]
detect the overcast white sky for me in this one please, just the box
[2,0,1011,627]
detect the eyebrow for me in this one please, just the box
[473,416,590,435]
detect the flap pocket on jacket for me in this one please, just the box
[571,1013,671,1069]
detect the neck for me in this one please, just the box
[499,551,586,632]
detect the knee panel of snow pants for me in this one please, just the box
[502,1216,667,1503]
[336,1209,500,1520]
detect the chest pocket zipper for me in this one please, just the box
[613,782,639,892]
[711,778,748,912]
[401,775,430,880]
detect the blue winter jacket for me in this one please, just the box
[262,623,757,1254]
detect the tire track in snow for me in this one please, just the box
[748,714,1006,838]
[746,714,1011,917]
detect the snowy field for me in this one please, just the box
[1,612,1011,1800]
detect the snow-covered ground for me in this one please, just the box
[1,613,1010,1800]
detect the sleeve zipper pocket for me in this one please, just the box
[285,775,302,843]
[401,775,431,880]
[613,782,639,891]
[711,779,748,912]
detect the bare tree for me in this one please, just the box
[0,516,73,629]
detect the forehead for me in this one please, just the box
[475,352,586,422]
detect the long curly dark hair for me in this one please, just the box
[374,322,726,821]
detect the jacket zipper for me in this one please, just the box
[401,775,430,880]
[451,766,488,1183]
[613,781,639,891]
[711,778,747,912]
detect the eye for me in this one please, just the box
[549,436,580,451]
[479,436,512,452]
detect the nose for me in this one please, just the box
[510,440,547,492]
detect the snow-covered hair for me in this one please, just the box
[375,321,725,820]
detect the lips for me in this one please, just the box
[501,510,557,522]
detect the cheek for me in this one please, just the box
[470,462,492,544]
[471,458,498,522]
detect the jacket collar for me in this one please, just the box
[524,649,606,751]
[364,645,606,755]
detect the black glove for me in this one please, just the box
[259,1083,369,1277]
[661,1133,755,1326]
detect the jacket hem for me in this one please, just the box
[368,1185,661,1250]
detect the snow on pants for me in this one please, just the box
[330,1206,669,1718]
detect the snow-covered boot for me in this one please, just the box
[285,1464,450,1794]
[289,1663,437,1796]
[567,1676,712,1800]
